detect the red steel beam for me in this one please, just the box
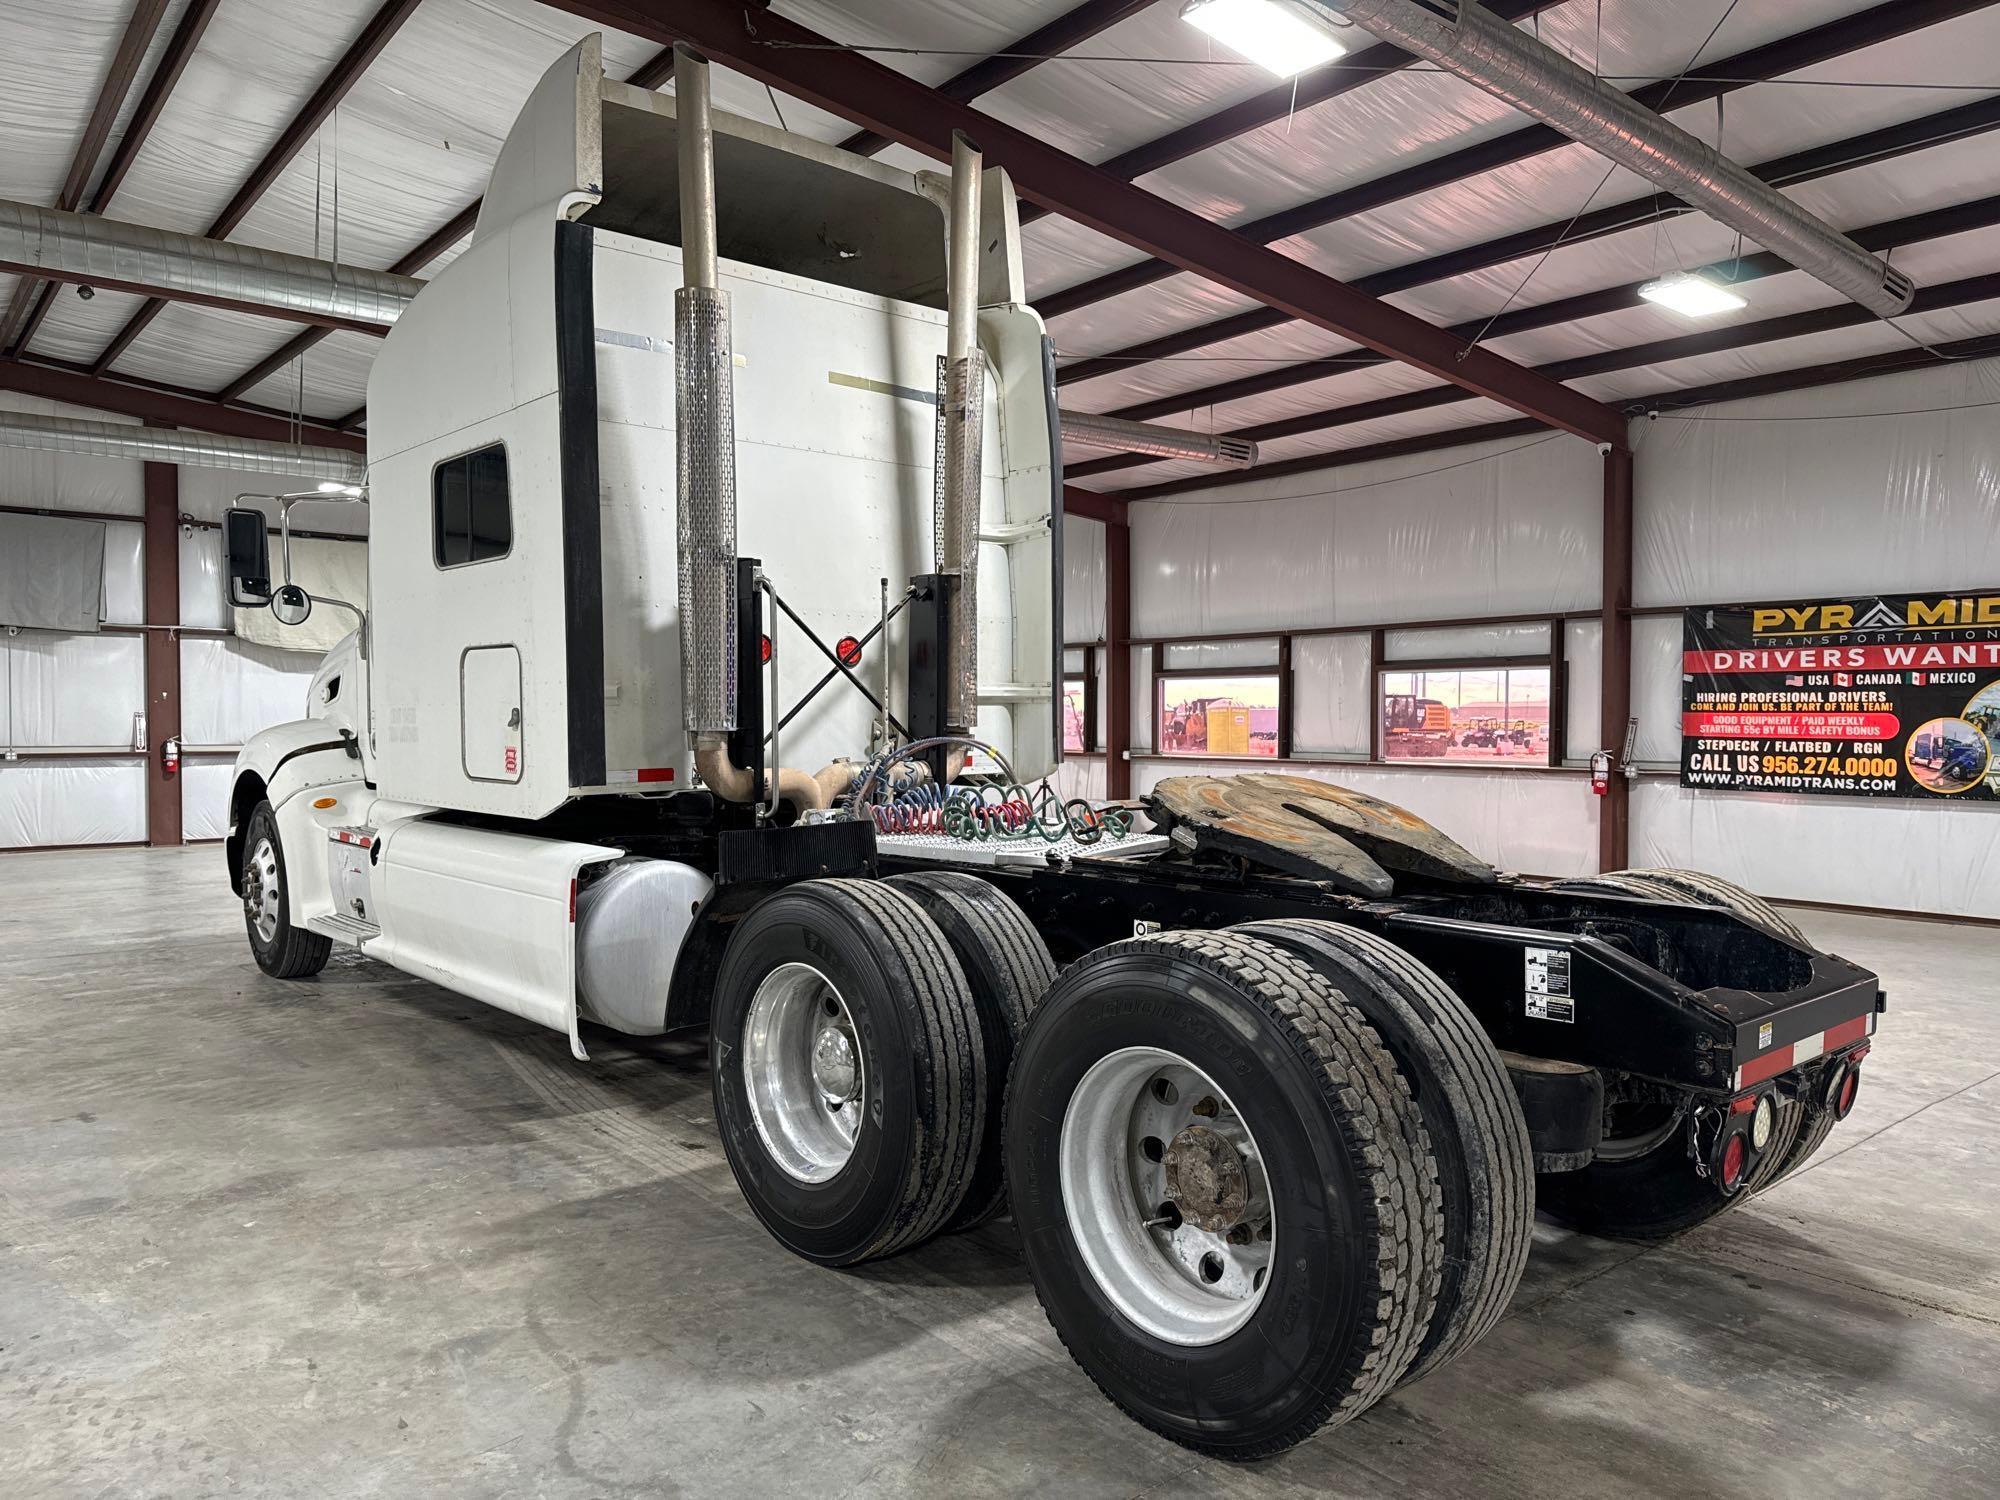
[1017,0,1565,228]
[1066,203,2000,481]
[545,0,1624,447]
[0,357,366,451]
[1060,92,2000,399]
[1104,515,1133,801]
[5,0,223,360]
[90,0,424,377]
[213,11,1148,409]
[0,0,170,350]
[1035,0,1998,321]
[1105,328,2000,504]
[144,459,184,848]
[839,1,1159,158]
[1599,445,1633,871]
[215,201,481,403]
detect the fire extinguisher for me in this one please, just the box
[1589,750,1611,797]
[160,735,180,779]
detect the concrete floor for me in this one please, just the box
[2,847,1996,1498]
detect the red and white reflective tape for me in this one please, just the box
[1735,1012,1875,1089]
[332,829,373,850]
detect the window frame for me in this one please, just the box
[430,440,514,571]
[1062,644,1099,755]
[1152,657,1290,761]
[1373,654,1560,769]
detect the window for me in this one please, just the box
[1158,674,1282,758]
[1063,677,1091,753]
[432,444,511,567]
[1379,665,1552,766]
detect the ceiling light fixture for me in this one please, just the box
[1637,271,1748,319]
[1181,0,1349,79]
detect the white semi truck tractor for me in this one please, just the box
[224,39,1886,1460]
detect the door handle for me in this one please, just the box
[507,708,521,728]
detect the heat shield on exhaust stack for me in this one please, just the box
[937,131,985,736]
[676,283,739,733]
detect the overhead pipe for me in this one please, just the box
[0,198,419,332]
[1320,0,1916,317]
[938,130,986,736]
[0,410,364,483]
[1058,409,1257,466]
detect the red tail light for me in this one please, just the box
[1719,1132,1746,1191]
[1834,1067,1860,1120]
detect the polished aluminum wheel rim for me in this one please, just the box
[743,962,864,1183]
[245,836,282,944]
[1059,1046,1275,1346]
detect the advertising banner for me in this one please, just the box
[1681,592,2000,800]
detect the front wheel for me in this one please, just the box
[1007,930,1442,1460]
[240,801,330,979]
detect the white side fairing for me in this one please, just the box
[367,821,621,1060]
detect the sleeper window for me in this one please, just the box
[432,445,511,567]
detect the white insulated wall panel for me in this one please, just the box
[1063,513,1105,644]
[180,530,228,629]
[1631,779,2000,921]
[101,520,143,625]
[1291,633,1371,758]
[0,758,146,847]
[1562,618,1602,767]
[180,758,236,842]
[178,636,317,747]
[1632,357,2000,607]
[0,394,143,513]
[5,632,144,747]
[1129,432,1600,637]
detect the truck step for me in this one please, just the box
[306,912,380,946]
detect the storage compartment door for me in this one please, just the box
[463,645,523,782]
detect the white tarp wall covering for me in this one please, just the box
[1076,432,1609,877]
[1629,359,2000,920]
[0,395,351,849]
[1066,357,2000,914]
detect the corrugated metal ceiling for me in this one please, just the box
[0,0,1993,488]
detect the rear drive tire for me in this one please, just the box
[1006,930,1441,1460]
[1558,868,1806,944]
[240,801,331,979]
[1622,867,1807,944]
[711,879,984,1266]
[1235,919,1533,1383]
[885,871,1055,1230]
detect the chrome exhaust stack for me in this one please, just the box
[937,130,985,736]
[675,44,739,753]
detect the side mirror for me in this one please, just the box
[224,507,271,607]
[271,583,313,627]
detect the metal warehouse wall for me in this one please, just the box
[0,393,358,850]
[1065,355,2000,919]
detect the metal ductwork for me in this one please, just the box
[937,131,986,735]
[675,45,741,744]
[0,199,419,331]
[0,411,364,484]
[1059,409,1258,467]
[1322,0,1917,317]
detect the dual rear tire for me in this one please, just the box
[715,884,1533,1459]
[709,873,1052,1266]
[1007,925,1532,1459]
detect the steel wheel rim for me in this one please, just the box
[742,962,864,1184]
[1059,1046,1276,1346]
[245,836,282,945]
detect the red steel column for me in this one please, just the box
[143,461,182,846]
[1599,443,1634,872]
[1104,513,1132,801]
